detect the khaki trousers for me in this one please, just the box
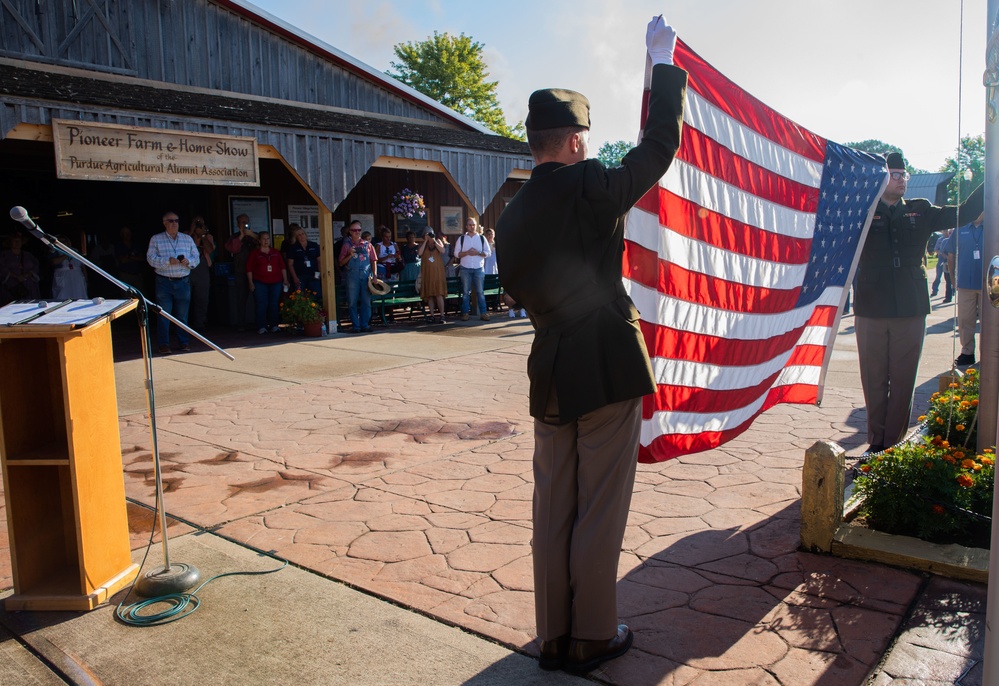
[856,315,926,447]
[532,396,641,641]
[956,288,981,356]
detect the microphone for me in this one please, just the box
[10,206,52,245]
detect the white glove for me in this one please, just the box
[646,15,677,66]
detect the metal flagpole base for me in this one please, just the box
[134,563,202,598]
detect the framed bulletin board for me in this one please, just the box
[229,196,270,235]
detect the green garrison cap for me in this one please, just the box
[525,88,590,130]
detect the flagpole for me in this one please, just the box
[980,1,999,683]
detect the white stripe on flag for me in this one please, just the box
[625,279,841,341]
[683,90,824,187]
[640,364,821,440]
[627,208,808,289]
[660,159,816,238]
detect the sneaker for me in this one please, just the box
[509,310,517,318]
[268,325,280,333]
[257,327,267,334]
[460,313,469,321]
[480,313,490,321]
[955,353,976,366]
[520,309,528,318]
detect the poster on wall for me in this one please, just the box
[288,204,320,243]
[440,206,463,234]
[351,214,375,236]
[229,196,270,235]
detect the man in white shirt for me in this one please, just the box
[146,211,199,353]
[455,217,491,321]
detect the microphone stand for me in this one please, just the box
[10,206,234,598]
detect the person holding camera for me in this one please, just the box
[417,228,447,323]
[337,219,381,333]
[147,211,199,354]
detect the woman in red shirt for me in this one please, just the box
[246,231,289,334]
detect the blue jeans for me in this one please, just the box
[154,274,191,347]
[253,281,282,329]
[460,267,486,315]
[345,275,371,330]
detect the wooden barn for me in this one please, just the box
[0,0,532,322]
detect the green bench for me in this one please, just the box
[371,279,427,324]
[442,274,503,316]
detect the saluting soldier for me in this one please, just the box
[854,152,983,454]
[496,16,686,675]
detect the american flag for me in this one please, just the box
[625,39,888,463]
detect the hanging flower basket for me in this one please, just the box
[390,189,426,218]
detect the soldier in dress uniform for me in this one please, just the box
[495,16,686,674]
[854,152,983,454]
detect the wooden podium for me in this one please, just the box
[0,299,139,610]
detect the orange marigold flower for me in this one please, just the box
[949,382,960,388]
[941,440,950,448]
[932,504,946,515]
[942,455,956,464]
[974,464,983,472]
[925,462,934,470]
[985,448,995,454]
[959,402,970,410]
[981,457,995,466]
[962,459,976,469]
[936,417,945,425]
[918,415,927,422]
[860,464,871,473]
[953,450,965,459]
[931,436,943,446]
[957,474,974,487]
[972,399,980,406]
[966,368,977,376]
[956,424,966,432]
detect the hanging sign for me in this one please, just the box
[52,119,259,186]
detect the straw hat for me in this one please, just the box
[368,277,391,296]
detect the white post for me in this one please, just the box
[980,2,999,683]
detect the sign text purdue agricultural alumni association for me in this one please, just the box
[52,120,259,186]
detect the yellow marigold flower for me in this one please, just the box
[962,459,976,470]
[956,424,966,432]
[936,417,945,425]
[957,474,974,487]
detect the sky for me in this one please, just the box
[245,0,990,173]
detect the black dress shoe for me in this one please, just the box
[538,635,569,671]
[955,353,976,366]
[565,625,633,674]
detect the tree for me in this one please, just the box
[597,140,633,167]
[845,139,927,175]
[939,134,984,205]
[388,32,524,140]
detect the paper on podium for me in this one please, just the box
[0,299,132,327]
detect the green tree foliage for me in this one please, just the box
[597,140,634,167]
[940,134,984,205]
[388,32,524,140]
[845,139,926,175]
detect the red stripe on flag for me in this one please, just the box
[638,320,807,368]
[634,189,812,263]
[677,127,819,212]
[673,39,826,164]
[624,241,802,313]
[638,382,819,463]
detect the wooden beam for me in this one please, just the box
[5,123,53,142]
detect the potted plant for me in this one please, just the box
[390,188,426,218]
[854,368,994,548]
[279,288,323,336]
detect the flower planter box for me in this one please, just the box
[801,440,988,583]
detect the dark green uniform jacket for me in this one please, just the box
[495,64,687,424]
[855,185,983,318]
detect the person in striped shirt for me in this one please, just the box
[146,211,199,354]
